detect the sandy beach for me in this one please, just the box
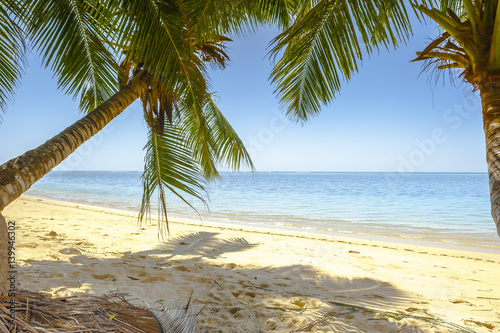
[2,195,500,332]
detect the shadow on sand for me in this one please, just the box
[19,231,448,332]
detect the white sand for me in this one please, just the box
[3,196,500,332]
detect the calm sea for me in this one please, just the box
[26,171,500,251]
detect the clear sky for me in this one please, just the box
[0,17,488,173]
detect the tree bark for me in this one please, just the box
[0,72,149,211]
[480,75,500,237]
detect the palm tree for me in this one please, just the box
[269,0,500,237]
[0,0,260,295]
[0,0,426,296]
[408,0,500,237]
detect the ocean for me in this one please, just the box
[25,171,500,251]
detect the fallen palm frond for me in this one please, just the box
[0,291,178,332]
[288,300,480,333]
[146,291,200,333]
[148,302,198,333]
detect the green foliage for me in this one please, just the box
[269,0,412,123]
[119,2,255,233]
[1,0,256,233]
[11,0,493,236]
[140,92,253,236]
[25,0,119,113]
[412,0,500,83]
[0,1,25,116]
[140,123,207,238]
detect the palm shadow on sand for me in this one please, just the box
[148,231,258,259]
[15,230,441,332]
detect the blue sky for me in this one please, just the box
[0,18,487,173]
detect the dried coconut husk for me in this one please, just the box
[0,290,163,332]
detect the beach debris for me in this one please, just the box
[147,293,199,333]
[463,320,496,330]
[476,296,500,300]
[0,290,163,332]
[91,273,115,280]
[58,247,81,255]
[265,318,277,330]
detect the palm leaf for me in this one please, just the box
[178,92,254,181]
[140,122,207,239]
[438,62,464,69]
[116,0,207,99]
[147,299,198,333]
[139,91,253,235]
[26,0,119,113]
[412,32,451,62]
[0,0,25,116]
[116,0,216,181]
[183,0,298,40]
[203,94,254,171]
[130,2,255,235]
[269,0,411,123]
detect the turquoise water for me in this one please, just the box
[26,171,500,250]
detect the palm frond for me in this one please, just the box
[140,123,207,239]
[0,0,25,117]
[194,36,231,70]
[435,0,465,14]
[183,0,298,40]
[416,50,469,66]
[177,92,254,181]
[243,0,301,30]
[269,0,412,123]
[117,1,215,183]
[116,0,207,99]
[410,1,500,85]
[437,62,464,69]
[26,0,119,113]
[129,3,254,235]
[148,301,198,333]
[203,95,254,171]
[139,88,252,235]
[412,32,451,62]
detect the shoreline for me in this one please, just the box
[23,193,500,254]
[4,195,500,332]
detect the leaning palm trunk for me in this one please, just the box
[0,72,149,295]
[0,73,148,211]
[480,75,500,238]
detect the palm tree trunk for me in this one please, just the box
[480,75,500,237]
[0,72,148,295]
[0,72,148,211]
